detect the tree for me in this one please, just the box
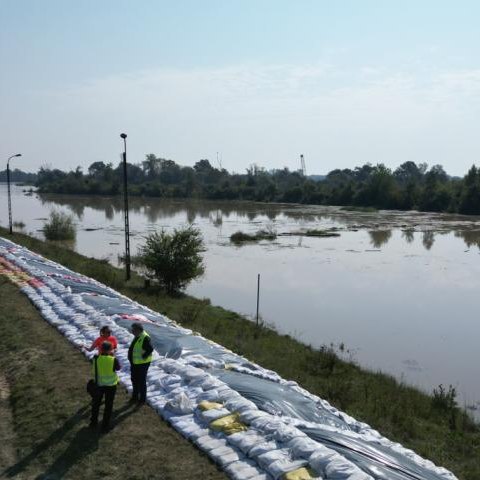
[138,226,205,294]
[459,165,480,214]
[88,161,107,177]
[394,161,422,185]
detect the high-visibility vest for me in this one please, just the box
[132,331,152,365]
[93,355,119,386]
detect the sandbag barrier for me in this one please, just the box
[0,237,457,480]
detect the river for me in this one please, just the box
[1,183,479,414]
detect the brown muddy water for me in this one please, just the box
[1,184,479,415]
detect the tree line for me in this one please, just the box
[34,155,480,215]
[0,168,37,183]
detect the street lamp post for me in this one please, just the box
[120,133,131,280]
[7,153,22,234]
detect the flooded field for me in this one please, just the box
[1,183,479,413]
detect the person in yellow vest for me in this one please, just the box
[90,341,121,432]
[128,323,153,404]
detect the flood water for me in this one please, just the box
[1,183,479,414]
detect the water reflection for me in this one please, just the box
[368,230,392,248]
[401,229,415,243]
[36,193,480,253]
[422,231,435,250]
[455,230,480,249]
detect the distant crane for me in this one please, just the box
[300,154,306,176]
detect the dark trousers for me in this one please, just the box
[91,385,117,427]
[130,363,150,402]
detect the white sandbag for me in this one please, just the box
[209,445,243,466]
[225,459,266,480]
[225,397,258,413]
[196,436,229,452]
[185,354,223,369]
[272,424,305,443]
[286,436,320,459]
[256,449,292,470]
[250,416,284,434]
[197,407,232,423]
[164,392,194,415]
[196,389,220,402]
[266,459,309,480]
[248,441,279,460]
[318,452,370,480]
[308,448,342,476]
[239,409,271,425]
[197,376,225,391]
[227,430,266,454]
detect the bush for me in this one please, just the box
[138,226,205,294]
[43,210,76,241]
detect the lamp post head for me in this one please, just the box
[120,133,127,139]
[7,153,22,165]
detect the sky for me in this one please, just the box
[1,0,480,176]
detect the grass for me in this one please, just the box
[1,226,480,479]
[230,229,277,244]
[0,278,226,480]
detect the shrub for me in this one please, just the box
[138,226,205,294]
[43,210,76,241]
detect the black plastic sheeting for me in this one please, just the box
[213,370,441,480]
[1,240,451,480]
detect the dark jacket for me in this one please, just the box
[128,333,153,364]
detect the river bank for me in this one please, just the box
[0,226,479,479]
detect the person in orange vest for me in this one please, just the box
[90,341,121,432]
[128,323,153,404]
[84,325,118,354]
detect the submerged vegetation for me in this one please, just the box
[282,228,341,238]
[43,210,76,241]
[36,156,480,215]
[230,229,277,243]
[1,226,479,479]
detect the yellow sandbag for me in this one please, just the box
[210,413,248,435]
[198,400,223,411]
[282,467,312,480]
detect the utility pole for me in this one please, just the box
[7,153,22,234]
[120,133,131,280]
[256,273,260,327]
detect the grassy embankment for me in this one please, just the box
[0,264,226,477]
[1,227,479,480]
